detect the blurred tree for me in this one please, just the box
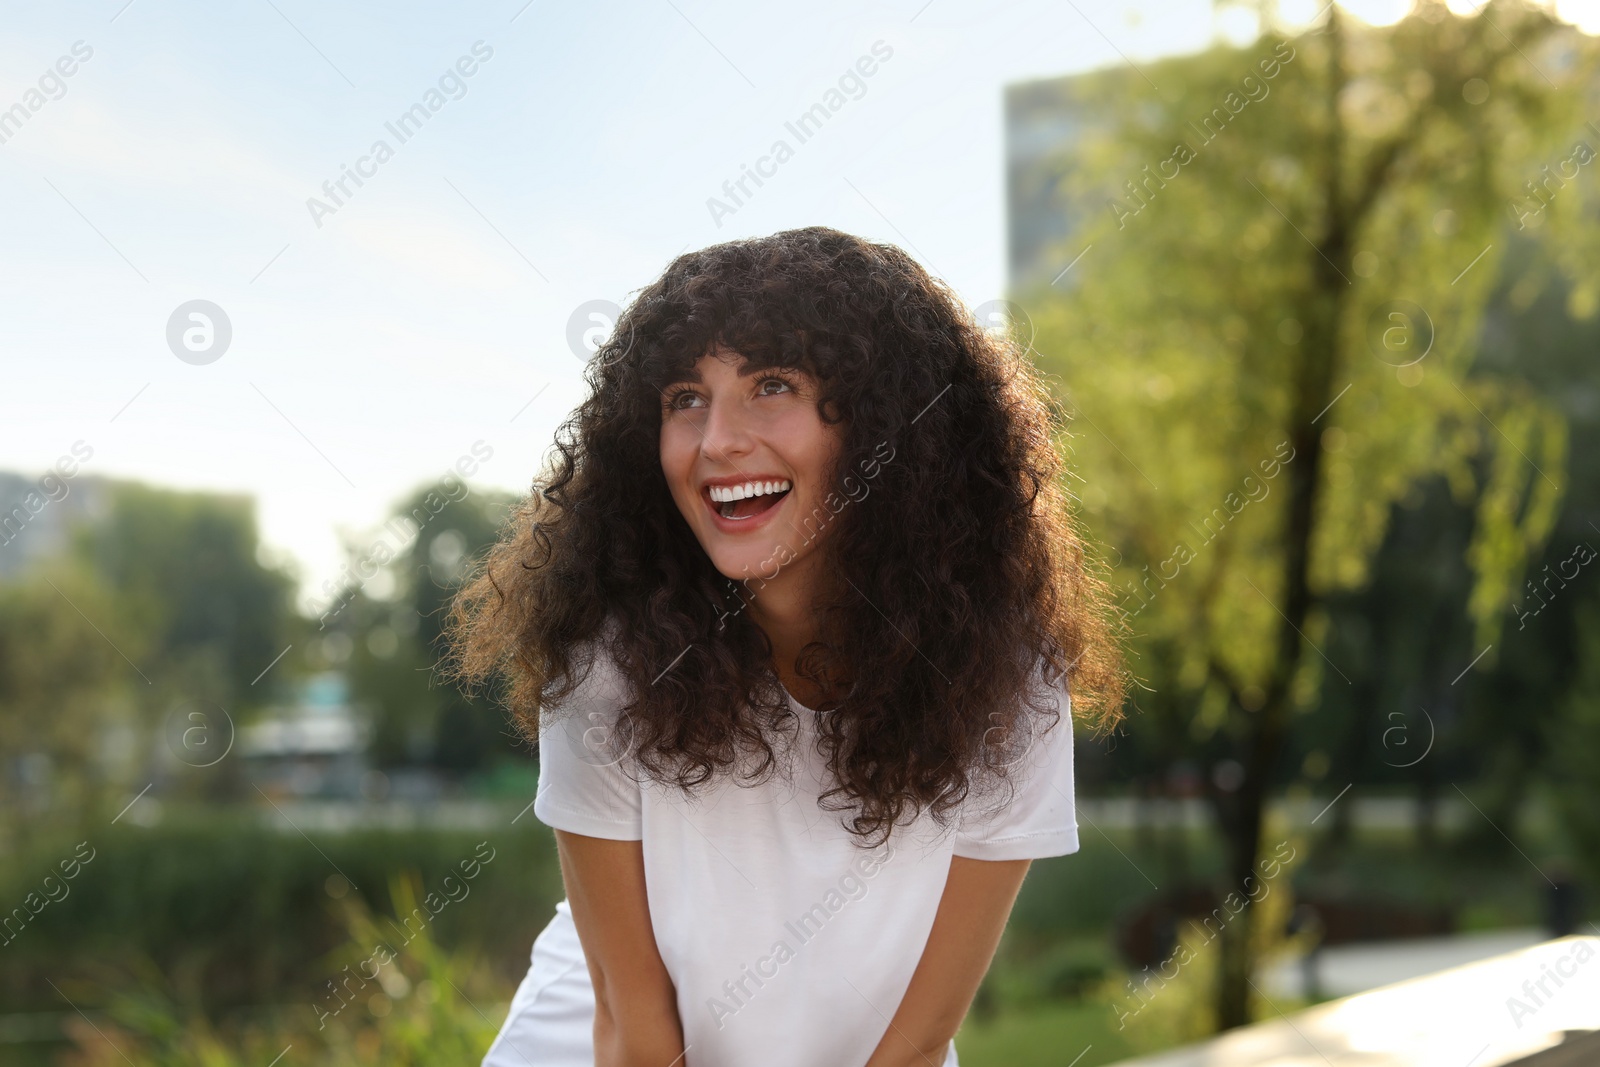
[1464,242,1600,855]
[71,481,298,704]
[67,481,299,804]
[1281,468,1478,856]
[1022,0,1596,1028]
[1279,239,1600,864]
[0,559,143,833]
[1547,598,1600,891]
[335,482,522,774]
[0,481,297,825]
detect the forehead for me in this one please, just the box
[661,343,803,385]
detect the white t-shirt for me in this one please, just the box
[530,646,1079,1067]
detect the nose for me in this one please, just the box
[699,392,755,462]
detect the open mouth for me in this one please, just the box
[707,479,792,521]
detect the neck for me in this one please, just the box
[744,569,815,665]
[742,555,832,704]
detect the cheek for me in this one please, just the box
[658,429,699,514]
[659,424,695,481]
[776,412,841,484]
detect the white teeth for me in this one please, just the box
[708,479,792,503]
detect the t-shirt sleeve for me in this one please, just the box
[531,651,643,841]
[951,681,1078,862]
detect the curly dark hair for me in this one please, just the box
[443,225,1127,846]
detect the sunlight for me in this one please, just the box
[1555,0,1600,33]
[1216,4,1262,46]
[1337,0,1414,26]
[1445,0,1600,32]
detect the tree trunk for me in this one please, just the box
[1212,773,1265,1026]
[1213,10,1349,1030]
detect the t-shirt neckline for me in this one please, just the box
[781,686,819,714]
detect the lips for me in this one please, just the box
[701,476,792,530]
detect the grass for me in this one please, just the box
[44,875,505,1067]
[956,1002,1139,1067]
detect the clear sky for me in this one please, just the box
[6,0,1579,612]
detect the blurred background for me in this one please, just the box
[3,0,1600,1064]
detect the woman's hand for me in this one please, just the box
[861,855,1033,1067]
[555,829,687,1067]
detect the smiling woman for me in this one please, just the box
[658,348,838,625]
[443,225,1129,1067]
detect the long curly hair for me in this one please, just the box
[443,225,1127,846]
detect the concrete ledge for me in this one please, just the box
[1107,935,1600,1067]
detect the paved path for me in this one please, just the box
[1259,926,1550,999]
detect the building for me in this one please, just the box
[0,470,110,581]
[239,671,370,798]
[1005,65,1135,292]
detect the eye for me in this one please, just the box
[662,387,705,411]
[756,376,794,397]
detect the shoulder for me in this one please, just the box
[949,654,1076,844]
[1001,653,1074,753]
[532,631,646,838]
[540,632,636,760]
[1010,659,1073,770]
[544,622,633,717]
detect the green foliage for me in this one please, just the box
[0,813,564,1016]
[70,480,297,706]
[954,1001,1138,1067]
[0,559,144,818]
[1014,1,1598,1027]
[1545,599,1600,887]
[1026,4,1585,694]
[54,875,503,1067]
[329,482,523,771]
[0,478,302,826]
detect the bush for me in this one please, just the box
[0,808,564,1016]
[54,875,504,1066]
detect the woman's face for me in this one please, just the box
[659,345,842,592]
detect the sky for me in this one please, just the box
[5,0,1591,613]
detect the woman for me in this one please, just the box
[445,226,1126,1066]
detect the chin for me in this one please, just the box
[707,543,782,585]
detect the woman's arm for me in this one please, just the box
[554,829,686,1067]
[861,855,1032,1067]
